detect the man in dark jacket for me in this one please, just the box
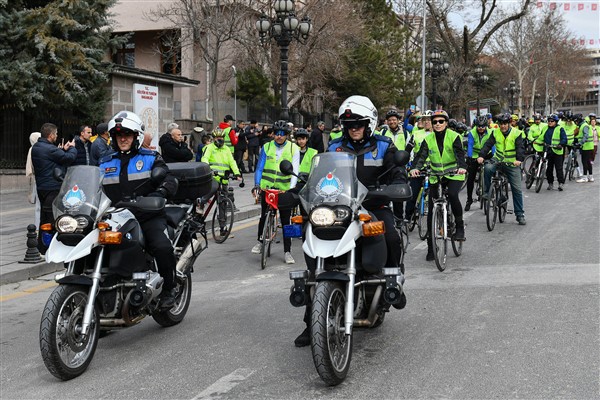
[159,126,193,163]
[308,120,325,153]
[233,120,248,173]
[90,122,112,166]
[32,122,77,252]
[73,125,93,165]
[245,120,260,172]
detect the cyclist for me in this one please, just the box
[294,95,408,348]
[510,114,526,140]
[404,110,433,222]
[201,127,241,236]
[294,128,317,176]
[533,113,567,191]
[251,120,300,265]
[328,123,343,142]
[561,113,578,160]
[379,109,407,221]
[465,115,493,211]
[577,113,597,182]
[411,109,467,261]
[477,112,526,225]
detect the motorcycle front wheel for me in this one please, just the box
[39,284,99,381]
[153,270,192,327]
[311,281,352,386]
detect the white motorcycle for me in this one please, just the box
[283,151,411,386]
[39,165,212,380]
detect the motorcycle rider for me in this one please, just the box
[99,111,179,309]
[410,109,467,261]
[294,95,408,347]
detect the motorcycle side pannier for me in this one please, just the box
[167,162,214,203]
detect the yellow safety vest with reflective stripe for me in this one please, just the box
[423,129,465,183]
[223,127,235,153]
[562,123,577,146]
[380,128,406,151]
[201,143,240,183]
[329,130,343,141]
[580,122,595,151]
[469,127,492,158]
[529,123,545,152]
[299,147,317,174]
[492,127,521,163]
[260,141,298,190]
[535,125,565,155]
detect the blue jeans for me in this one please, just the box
[483,163,524,217]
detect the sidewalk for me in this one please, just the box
[0,172,261,285]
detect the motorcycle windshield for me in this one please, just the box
[299,152,367,211]
[52,166,108,220]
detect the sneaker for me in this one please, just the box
[285,252,295,264]
[251,242,262,254]
[294,327,310,347]
[464,200,473,212]
[589,176,595,182]
[547,183,553,190]
[220,227,228,236]
[558,183,564,191]
[517,216,526,226]
[577,176,588,183]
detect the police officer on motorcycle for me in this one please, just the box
[294,95,408,347]
[99,111,179,309]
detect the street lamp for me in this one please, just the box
[472,65,489,116]
[255,1,312,120]
[503,79,519,114]
[425,47,449,110]
[232,65,237,121]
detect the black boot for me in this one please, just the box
[294,327,310,347]
[453,220,465,241]
[158,288,177,309]
[464,199,473,211]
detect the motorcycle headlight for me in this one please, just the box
[55,215,78,233]
[310,207,336,226]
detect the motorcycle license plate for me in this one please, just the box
[283,224,302,238]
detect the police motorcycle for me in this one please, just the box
[38,164,209,380]
[282,150,411,386]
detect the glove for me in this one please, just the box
[252,185,261,195]
[147,188,167,198]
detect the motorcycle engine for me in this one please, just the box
[128,271,164,308]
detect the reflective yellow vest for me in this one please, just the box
[201,143,240,183]
[423,129,465,183]
[260,141,298,190]
[492,128,521,163]
[299,147,317,174]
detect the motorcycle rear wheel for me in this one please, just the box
[39,284,99,381]
[152,270,192,327]
[311,281,352,386]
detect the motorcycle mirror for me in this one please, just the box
[239,181,245,188]
[394,150,410,167]
[279,160,296,177]
[53,166,65,183]
[150,167,167,186]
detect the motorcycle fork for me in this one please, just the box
[344,248,356,336]
[81,246,105,337]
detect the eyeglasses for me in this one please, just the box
[432,119,446,125]
[274,130,287,137]
[344,121,365,130]
[115,132,135,138]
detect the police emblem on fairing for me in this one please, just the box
[62,185,86,211]
[316,172,343,200]
[136,160,144,171]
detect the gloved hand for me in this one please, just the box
[252,185,261,196]
[147,188,167,198]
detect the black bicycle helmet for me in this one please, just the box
[448,118,459,130]
[294,128,310,138]
[548,113,560,122]
[272,120,292,135]
[385,109,402,120]
[496,113,511,124]
[475,115,488,128]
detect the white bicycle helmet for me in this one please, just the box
[338,95,378,137]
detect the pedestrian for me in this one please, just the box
[26,132,41,227]
[260,125,273,146]
[142,132,155,150]
[245,120,261,172]
[73,124,93,165]
[533,113,567,191]
[159,126,193,163]
[89,122,112,166]
[308,121,325,153]
[221,115,236,153]
[233,120,248,173]
[31,123,77,253]
[577,113,597,182]
[196,133,212,161]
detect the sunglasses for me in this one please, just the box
[432,119,446,125]
[274,130,287,137]
[115,132,135,137]
[345,121,365,130]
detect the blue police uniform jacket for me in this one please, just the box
[99,148,158,202]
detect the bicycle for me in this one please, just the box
[196,171,242,244]
[473,162,485,210]
[483,160,512,232]
[408,167,429,241]
[259,189,280,270]
[564,143,581,181]
[429,172,463,272]
[393,215,410,274]
[528,143,560,193]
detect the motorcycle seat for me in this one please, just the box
[165,206,187,228]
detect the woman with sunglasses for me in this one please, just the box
[251,120,300,265]
[410,110,467,261]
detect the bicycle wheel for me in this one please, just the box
[408,196,418,232]
[430,205,447,272]
[486,185,497,231]
[211,197,235,244]
[534,162,546,193]
[498,182,508,223]
[460,172,468,191]
[260,211,273,270]
[522,154,535,179]
[525,160,537,189]
[565,156,573,181]
[417,192,429,241]
[448,209,462,257]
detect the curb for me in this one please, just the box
[0,205,262,286]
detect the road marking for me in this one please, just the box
[0,207,35,217]
[0,281,56,302]
[191,368,255,400]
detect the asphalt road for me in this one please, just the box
[1,179,598,399]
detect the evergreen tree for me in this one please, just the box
[0,0,126,121]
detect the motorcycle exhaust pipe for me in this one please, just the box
[382,267,405,309]
[289,270,309,307]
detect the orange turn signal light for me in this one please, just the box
[291,215,304,224]
[97,221,110,231]
[358,213,372,222]
[99,231,122,245]
[362,221,385,237]
[40,223,53,231]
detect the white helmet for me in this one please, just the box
[108,111,145,150]
[338,95,378,136]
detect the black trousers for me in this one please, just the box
[404,176,424,220]
[140,216,176,291]
[257,191,292,253]
[427,179,463,251]
[465,158,480,202]
[37,189,59,253]
[546,151,564,184]
[581,149,594,175]
[247,146,260,170]
[234,149,246,172]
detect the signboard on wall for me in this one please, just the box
[133,84,159,150]
[468,107,488,125]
